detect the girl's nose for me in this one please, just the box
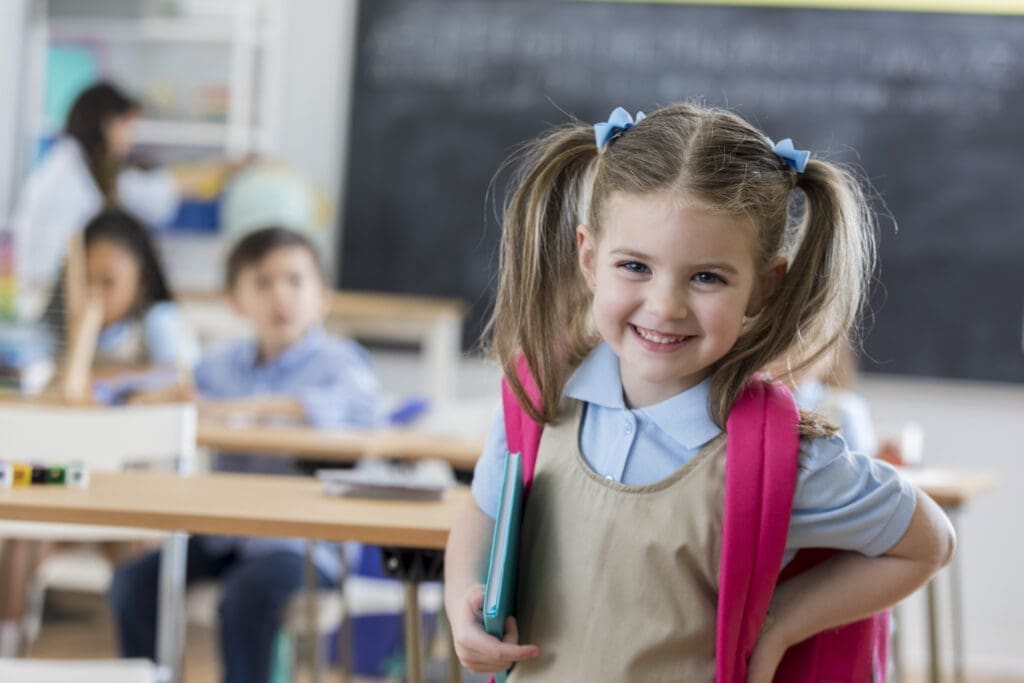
[647,281,688,320]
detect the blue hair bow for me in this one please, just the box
[771,138,811,173]
[594,107,646,148]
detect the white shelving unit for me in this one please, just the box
[18,0,288,291]
[36,0,285,159]
[9,0,354,292]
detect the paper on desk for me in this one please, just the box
[317,458,455,501]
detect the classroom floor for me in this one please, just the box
[25,589,1023,683]
[28,589,489,683]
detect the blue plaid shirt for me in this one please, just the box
[196,326,380,579]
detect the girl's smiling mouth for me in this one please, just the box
[629,323,693,350]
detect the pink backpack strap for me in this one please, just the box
[716,380,890,682]
[500,355,544,492]
[716,380,801,682]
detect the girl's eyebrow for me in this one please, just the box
[610,248,740,275]
[610,248,653,260]
[693,261,740,275]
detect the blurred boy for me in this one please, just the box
[109,227,379,683]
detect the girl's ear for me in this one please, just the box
[577,224,597,291]
[746,257,787,317]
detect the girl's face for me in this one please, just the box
[86,239,142,327]
[104,112,139,159]
[578,191,774,408]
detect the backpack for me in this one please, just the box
[501,357,888,682]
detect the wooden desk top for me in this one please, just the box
[900,467,999,508]
[0,471,471,549]
[181,289,465,322]
[197,422,484,470]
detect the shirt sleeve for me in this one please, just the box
[142,302,199,367]
[118,167,180,227]
[470,408,509,520]
[193,344,230,398]
[786,433,917,560]
[294,341,381,429]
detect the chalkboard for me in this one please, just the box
[339,0,1024,383]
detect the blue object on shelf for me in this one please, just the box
[91,367,180,405]
[165,197,221,233]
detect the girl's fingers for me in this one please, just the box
[503,617,540,658]
[453,603,539,673]
[467,585,485,616]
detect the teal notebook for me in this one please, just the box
[482,450,524,642]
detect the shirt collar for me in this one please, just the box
[565,342,627,408]
[239,325,326,372]
[639,377,721,449]
[564,341,721,449]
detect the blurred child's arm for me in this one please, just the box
[198,395,306,423]
[128,383,195,405]
[444,499,539,674]
[748,489,954,683]
[293,342,380,429]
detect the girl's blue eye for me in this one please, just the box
[619,261,650,274]
[694,272,725,285]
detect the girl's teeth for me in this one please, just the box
[635,326,685,344]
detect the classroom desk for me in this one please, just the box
[180,289,466,402]
[899,467,999,683]
[0,471,470,683]
[325,291,465,405]
[197,421,484,471]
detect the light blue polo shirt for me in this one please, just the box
[195,326,381,580]
[472,342,916,565]
[97,301,198,367]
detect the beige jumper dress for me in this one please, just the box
[509,400,727,682]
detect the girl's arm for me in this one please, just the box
[444,499,539,674]
[749,488,955,683]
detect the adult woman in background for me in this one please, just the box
[9,80,210,288]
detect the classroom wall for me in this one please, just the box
[0,0,30,223]
[274,0,358,278]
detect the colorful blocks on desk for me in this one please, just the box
[12,463,31,487]
[66,462,89,488]
[45,465,66,485]
[0,462,89,488]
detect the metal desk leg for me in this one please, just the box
[156,532,188,683]
[383,547,444,683]
[441,607,462,683]
[949,515,965,683]
[926,577,941,683]
[890,603,903,682]
[304,542,322,683]
[404,581,424,683]
[424,316,460,403]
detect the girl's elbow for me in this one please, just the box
[933,517,957,570]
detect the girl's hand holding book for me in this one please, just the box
[450,583,539,674]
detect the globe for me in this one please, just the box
[220,163,329,239]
